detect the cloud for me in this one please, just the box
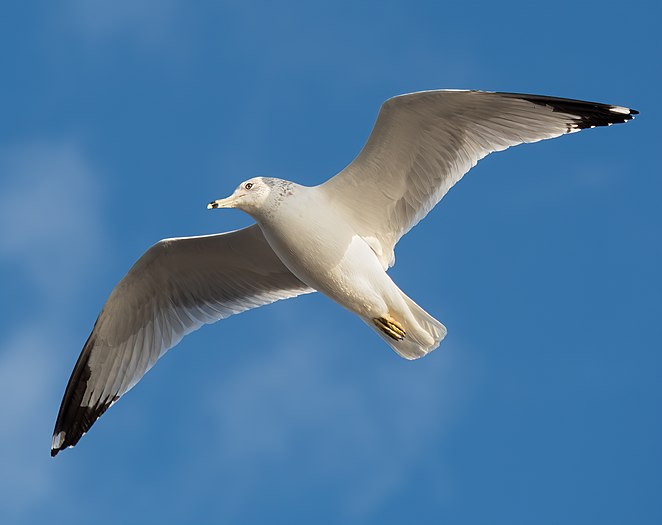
[207,328,480,522]
[0,140,108,519]
[0,328,58,517]
[0,140,106,303]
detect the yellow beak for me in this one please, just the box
[207,195,236,209]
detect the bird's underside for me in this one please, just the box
[51,89,637,456]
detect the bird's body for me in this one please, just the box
[51,89,638,456]
[253,181,444,357]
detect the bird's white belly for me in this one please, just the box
[260,219,396,318]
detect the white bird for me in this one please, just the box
[51,90,637,456]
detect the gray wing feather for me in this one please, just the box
[51,224,312,455]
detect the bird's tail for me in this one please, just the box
[365,292,446,360]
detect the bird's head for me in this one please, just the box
[207,177,275,216]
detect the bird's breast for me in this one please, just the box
[257,204,384,302]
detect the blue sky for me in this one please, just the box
[0,1,660,523]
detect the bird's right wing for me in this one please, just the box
[321,90,637,268]
[51,224,313,456]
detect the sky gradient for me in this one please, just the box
[0,1,660,524]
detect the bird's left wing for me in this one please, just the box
[321,90,637,267]
[51,224,313,456]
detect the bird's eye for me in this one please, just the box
[244,182,253,190]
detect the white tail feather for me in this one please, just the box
[364,293,446,360]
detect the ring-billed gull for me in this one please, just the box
[51,90,637,456]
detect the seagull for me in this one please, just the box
[51,90,637,456]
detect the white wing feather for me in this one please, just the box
[322,90,637,267]
[51,224,313,454]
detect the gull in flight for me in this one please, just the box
[51,90,637,456]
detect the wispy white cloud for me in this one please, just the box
[207,328,480,522]
[0,140,106,303]
[0,328,58,517]
[0,140,108,519]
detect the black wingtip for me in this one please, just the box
[51,329,118,457]
[51,342,93,457]
[499,92,638,131]
[51,393,117,457]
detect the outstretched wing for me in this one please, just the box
[322,90,637,267]
[51,224,313,456]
